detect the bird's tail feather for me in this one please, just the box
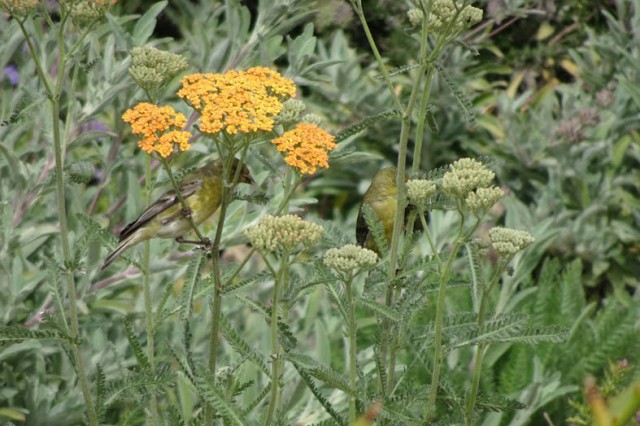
[101,237,136,270]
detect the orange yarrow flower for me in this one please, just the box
[122,102,192,158]
[177,66,296,136]
[271,123,336,175]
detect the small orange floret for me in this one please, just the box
[177,67,296,136]
[271,123,336,175]
[122,102,192,158]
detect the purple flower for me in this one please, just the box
[3,65,19,86]
[81,120,109,133]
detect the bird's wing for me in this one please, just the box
[355,203,370,247]
[118,178,203,242]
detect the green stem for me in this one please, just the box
[464,259,509,424]
[344,275,358,423]
[264,253,288,425]
[204,150,249,424]
[350,0,404,114]
[143,157,160,426]
[18,10,100,424]
[52,98,99,426]
[424,215,465,420]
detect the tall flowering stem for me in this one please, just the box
[245,215,323,425]
[324,245,378,422]
[142,157,160,426]
[350,1,483,401]
[464,229,534,424]
[7,4,101,424]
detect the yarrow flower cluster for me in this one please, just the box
[489,227,534,257]
[177,67,296,135]
[244,215,323,254]
[443,158,494,198]
[122,103,192,158]
[0,0,38,17]
[465,186,504,214]
[275,99,306,125]
[271,123,336,175]
[428,0,483,33]
[323,244,378,273]
[407,8,424,27]
[406,179,437,210]
[69,0,117,25]
[128,46,188,92]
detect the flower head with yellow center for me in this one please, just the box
[177,66,296,136]
[122,102,192,158]
[271,123,336,175]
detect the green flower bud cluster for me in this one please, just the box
[244,215,323,254]
[275,99,306,125]
[465,186,503,214]
[0,0,38,17]
[66,161,95,184]
[429,0,483,33]
[70,0,116,26]
[324,244,378,273]
[300,113,323,127]
[470,237,490,256]
[406,179,436,210]
[407,8,424,27]
[128,46,189,92]
[489,227,534,256]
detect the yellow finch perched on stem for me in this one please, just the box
[356,167,402,255]
[102,158,253,269]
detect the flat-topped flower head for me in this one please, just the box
[429,0,483,33]
[442,158,495,199]
[324,244,378,273]
[465,186,504,214]
[128,47,188,92]
[244,215,323,254]
[271,123,336,175]
[69,0,117,25]
[489,227,534,257]
[407,179,437,210]
[122,102,192,158]
[1,0,38,17]
[177,67,296,136]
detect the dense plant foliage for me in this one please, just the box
[1,0,639,425]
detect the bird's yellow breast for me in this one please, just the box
[154,176,223,238]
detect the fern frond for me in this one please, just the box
[220,316,270,376]
[292,363,347,426]
[95,364,107,422]
[475,392,527,412]
[356,297,400,322]
[179,253,206,320]
[465,242,486,301]
[196,377,245,426]
[123,319,150,370]
[362,204,389,258]
[0,325,70,342]
[452,324,568,350]
[435,62,476,126]
[240,384,270,418]
[232,295,270,321]
[335,109,401,142]
[324,281,348,323]
[103,365,172,406]
[287,353,352,394]
[232,191,271,205]
[375,63,421,79]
